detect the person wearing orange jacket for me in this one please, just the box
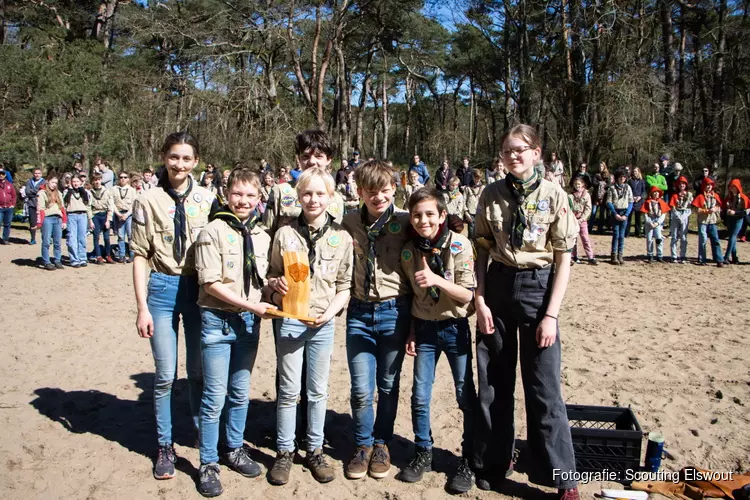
[641,186,670,263]
[722,179,750,264]
[692,177,725,267]
[668,176,693,263]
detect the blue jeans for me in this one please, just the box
[412,317,476,457]
[114,213,132,258]
[645,222,664,257]
[41,215,63,264]
[610,211,628,254]
[698,224,724,264]
[66,212,88,265]
[147,272,203,446]
[276,319,335,452]
[346,296,411,447]
[199,308,259,464]
[92,212,111,258]
[0,207,12,241]
[724,215,743,262]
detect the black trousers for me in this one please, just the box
[473,262,577,489]
[28,206,38,240]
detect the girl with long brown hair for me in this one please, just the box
[37,174,66,270]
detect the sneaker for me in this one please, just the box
[398,448,432,483]
[198,463,223,497]
[29,239,37,245]
[717,262,726,268]
[153,444,176,480]
[588,258,598,266]
[559,487,581,500]
[647,256,653,263]
[268,450,294,486]
[306,448,335,483]
[570,258,577,266]
[54,261,64,269]
[223,446,261,478]
[0,239,6,245]
[656,257,665,263]
[44,263,56,271]
[345,445,372,480]
[106,256,116,264]
[95,257,105,265]
[448,458,475,493]
[672,258,679,264]
[740,236,747,242]
[369,444,391,479]
[80,261,88,267]
[679,259,687,264]
[476,462,512,491]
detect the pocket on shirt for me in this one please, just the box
[318,248,340,278]
[221,247,241,281]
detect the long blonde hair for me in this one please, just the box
[44,175,62,208]
[632,167,643,180]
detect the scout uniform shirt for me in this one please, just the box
[443,190,465,218]
[474,179,578,269]
[37,190,64,217]
[343,207,412,302]
[111,184,137,215]
[396,181,423,209]
[263,182,345,234]
[195,217,271,312]
[64,189,92,219]
[568,190,592,221]
[463,184,485,217]
[268,220,353,317]
[401,231,476,321]
[131,184,215,275]
[606,183,634,210]
[90,186,115,216]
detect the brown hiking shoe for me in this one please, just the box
[268,451,294,486]
[345,445,372,480]
[369,444,391,479]
[306,448,335,483]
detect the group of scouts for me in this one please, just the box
[125,125,581,500]
[568,167,749,267]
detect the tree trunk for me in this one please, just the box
[711,0,727,165]
[676,3,687,142]
[355,55,373,154]
[381,72,388,159]
[660,0,677,145]
[404,75,413,155]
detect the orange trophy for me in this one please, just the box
[265,251,317,322]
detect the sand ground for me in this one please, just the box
[0,224,748,500]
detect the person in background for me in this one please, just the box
[455,157,474,188]
[111,171,137,263]
[201,172,218,196]
[722,179,749,265]
[260,158,273,176]
[410,154,431,186]
[668,176,692,264]
[626,167,645,237]
[435,159,452,193]
[693,166,715,195]
[335,159,350,186]
[24,168,46,244]
[0,167,17,245]
[350,151,361,169]
[99,160,115,188]
[590,161,612,234]
[444,176,465,220]
[63,174,93,267]
[277,166,290,185]
[89,173,115,264]
[569,176,596,265]
[485,157,502,185]
[290,163,302,184]
[641,186,670,263]
[692,177,725,267]
[463,169,485,239]
[337,167,360,214]
[131,173,145,195]
[142,168,155,191]
[665,160,682,207]
[260,171,275,209]
[548,152,565,187]
[575,162,591,189]
[37,174,67,270]
[606,168,634,265]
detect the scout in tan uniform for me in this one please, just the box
[463,169,485,238]
[262,130,344,235]
[130,132,216,481]
[473,124,580,500]
[37,175,66,270]
[395,169,423,209]
[265,167,353,486]
[63,174,93,267]
[443,176,465,219]
[111,171,137,262]
[342,160,412,481]
[193,169,275,497]
[398,187,477,493]
[89,173,116,264]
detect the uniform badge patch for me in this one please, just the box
[537,199,550,212]
[444,271,453,281]
[388,221,401,234]
[327,235,341,248]
[227,261,235,269]
[329,204,339,214]
[163,234,173,243]
[200,201,210,214]
[450,241,464,254]
[167,206,176,219]
[281,195,295,208]
[186,206,199,218]
[401,249,413,262]
[227,233,238,245]
[193,193,203,203]
[526,201,537,211]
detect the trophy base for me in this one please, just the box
[265,308,317,323]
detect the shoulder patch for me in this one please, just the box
[186,205,199,218]
[227,233,238,245]
[450,241,464,254]
[327,234,341,248]
[401,249,413,262]
[281,195,295,208]
[133,203,147,226]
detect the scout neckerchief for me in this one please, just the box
[675,190,690,210]
[92,187,105,201]
[64,186,89,206]
[613,182,626,200]
[360,202,395,297]
[413,222,450,301]
[211,207,263,295]
[297,212,333,276]
[647,197,662,217]
[162,177,193,264]
[704,191,716,210]
[505,170,541,250]
[448,187,460,200]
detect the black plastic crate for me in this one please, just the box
[566,404,642,474]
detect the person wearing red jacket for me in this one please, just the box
[668,176,693,263]
[692,177,725,267]
[722,178,750,264]
[0,167,17,244]
[640,185,670,263]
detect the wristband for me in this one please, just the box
[544,314,558,320]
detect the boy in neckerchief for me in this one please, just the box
[399,187,477,493]
[463,169,485,239]
[722,179,750,264]
[605,169,633,265]
[89,173,116,264]
[692,177,725,267]
[444,176,465,220]
[568,176,596,265]
[193,168,275,497]
[342,160,412,481]
[641,186,670,263]
[668,176,693,263]
[397,169,424,209]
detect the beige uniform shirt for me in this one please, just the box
[263,182,345,235]
[131,185,215,275]
[37,190,64,217]
[90,187,115,215]
[195,218,271,312]
[343,208,412,302]
[401,231,476,321]
[463,185,485,217]
[111,185,137,214]
[444,191,465,218]
[64,190,92,218]
[396,182,423,209]
[337,181,360,210]
[569,190,592,221]
[268,221,353,317]
[606,184,634,210]
[474,179,578,269]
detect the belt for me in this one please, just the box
[490,261,553,275]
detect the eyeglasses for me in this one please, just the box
[502,146,534,157]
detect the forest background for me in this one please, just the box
[1,0,749,187]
